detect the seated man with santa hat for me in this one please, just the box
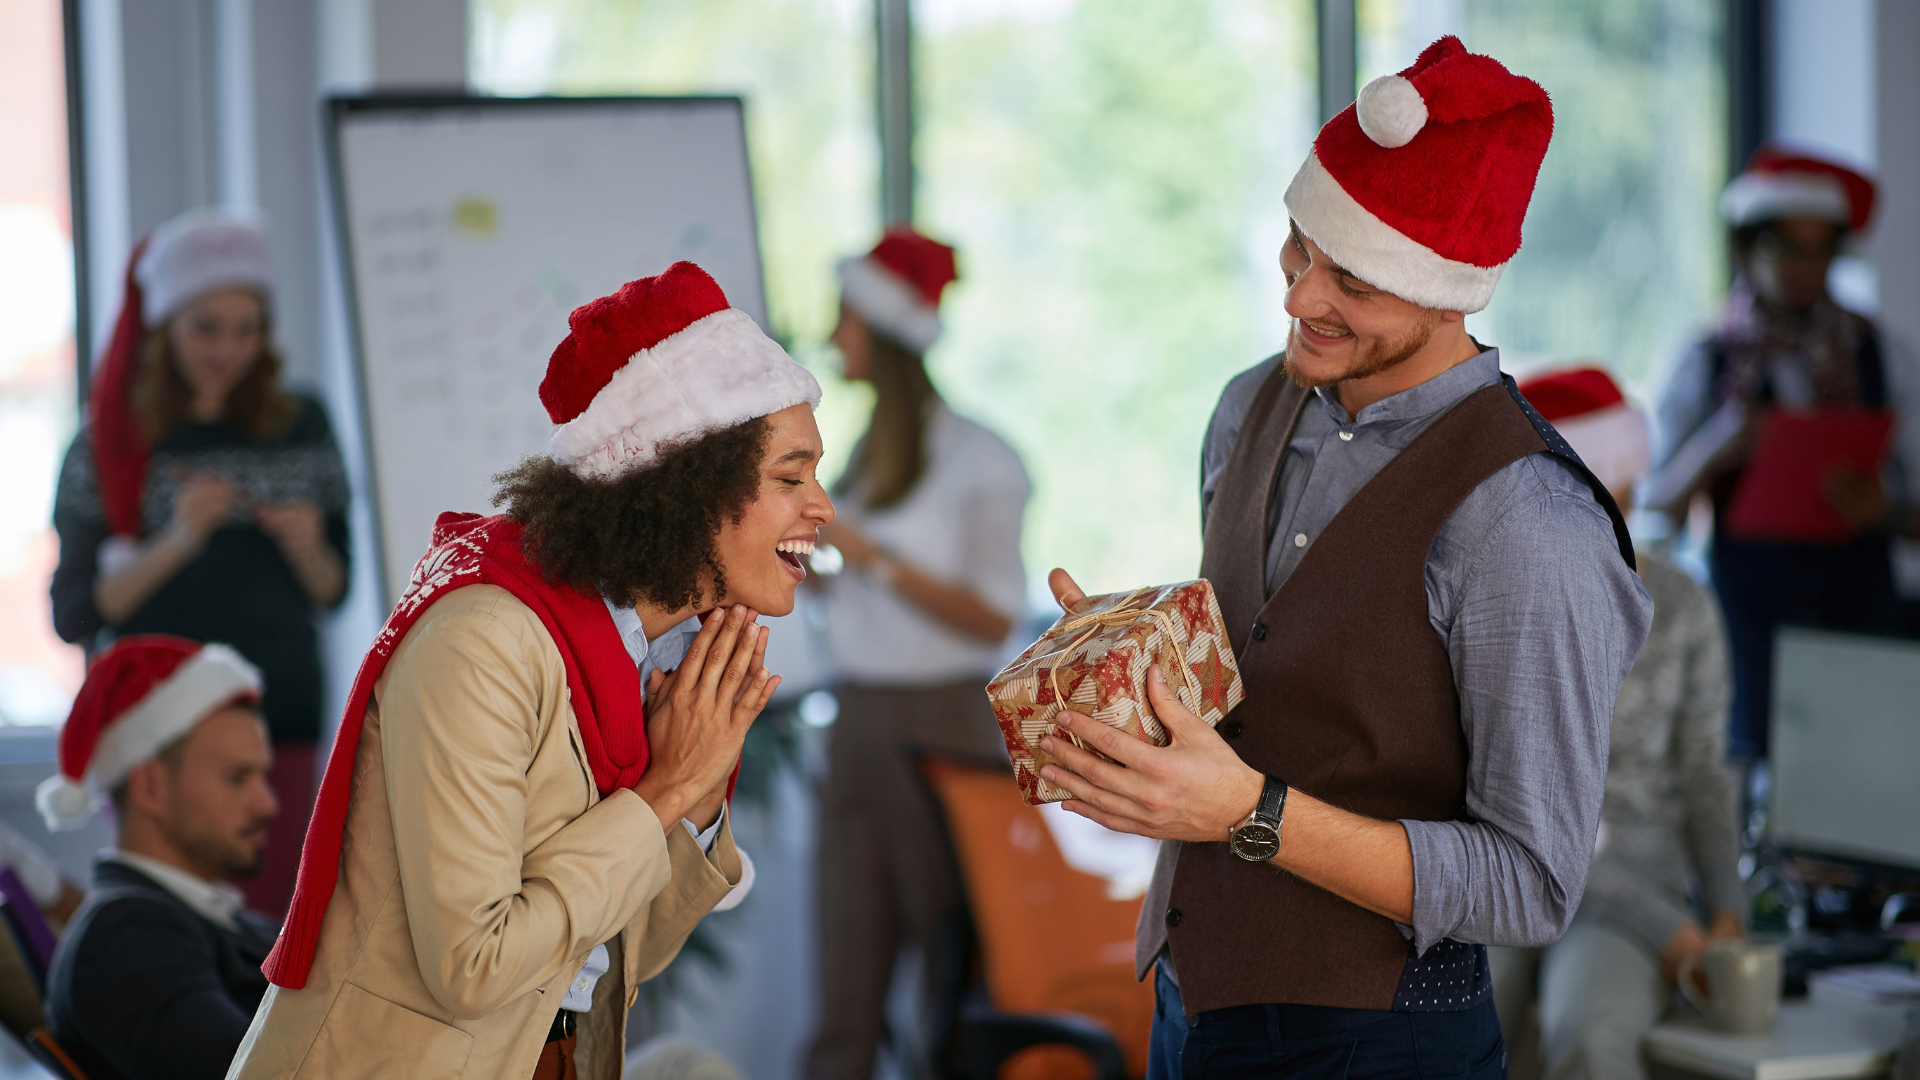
[230,261,833,1080]
[39,634,281,1080]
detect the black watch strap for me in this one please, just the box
[1254,775,1288,826]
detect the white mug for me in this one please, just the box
[1679,940,1783,1034]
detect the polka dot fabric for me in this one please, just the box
[1392,938,1493,1012]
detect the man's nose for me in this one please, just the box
[253,777,280,819]
[1283,266,1337,320]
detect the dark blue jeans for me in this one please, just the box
[1148,966,1506,1080]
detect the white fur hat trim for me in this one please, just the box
[547,308,823,481]
[1720,171,1851,229]
[1284,150,1506,314]
[837,256,943,354]
[37,643,262,831]
[136,209,275,324]
[1552,404,1651,495]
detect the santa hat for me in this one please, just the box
[542,261,821,480]
[835,228,959,353]
[1721,142,1876,234]
[1283,36,1552,314]
[1517,367,1650,495]
[90,209,276,539]
[135,209,275,325]
[37,636,262,831]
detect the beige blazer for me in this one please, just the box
[227,585,742,1080]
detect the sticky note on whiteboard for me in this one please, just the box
[452,198,499,237]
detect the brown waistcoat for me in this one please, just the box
[1134,360,1612,1014]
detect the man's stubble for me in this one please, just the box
[1282,308,1444,391]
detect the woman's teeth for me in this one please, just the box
[776,539,815,556]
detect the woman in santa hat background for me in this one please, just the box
[1649,145,1920,762]
[804,228,1031,1080]
[48,208,352,919]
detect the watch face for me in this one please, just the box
[1231,823,1280,862]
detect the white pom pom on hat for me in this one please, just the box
[1356,74,1429,148]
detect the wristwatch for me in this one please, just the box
[1229,775,1287,862]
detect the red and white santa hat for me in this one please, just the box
[38,636,262,831]
[1283,36,1553,314]
[1517,367,1650,495]
[541,261,822,480]
[836,228,960,354]
[1721,142,1877,234]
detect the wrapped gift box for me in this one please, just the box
[986,579,1245,805]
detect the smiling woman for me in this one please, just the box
[231,261,831,1080]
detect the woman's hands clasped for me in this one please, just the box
[630,605,781,834]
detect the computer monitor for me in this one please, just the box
[1769,627,1920,870]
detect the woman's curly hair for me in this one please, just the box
[491,417,771,611]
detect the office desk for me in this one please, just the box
[1644,984,1911,1080]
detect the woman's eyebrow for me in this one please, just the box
[774,448,818,465]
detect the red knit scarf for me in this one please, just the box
[263,512,649,989]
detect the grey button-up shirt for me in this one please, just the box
[1201,349,1653,953]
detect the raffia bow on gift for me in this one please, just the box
[1042,599,1200,755]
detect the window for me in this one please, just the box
[918,0,1319,596]
[471,0,882,466]
[0,0,84,727]
[1359,0,1729,389]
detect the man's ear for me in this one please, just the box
[122,759,170,819]
[1439,309,1468,325]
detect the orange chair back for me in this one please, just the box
[921,757,1153,1079]
[29,1029,89,1080]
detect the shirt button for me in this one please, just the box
[1293,533,1308,548]
[1166,908,1184,927]
[1250,622,1267,641]
[1219,719,1243,740]
[1338,430,1353,442]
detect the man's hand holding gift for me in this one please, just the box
[1036,568,1420,926]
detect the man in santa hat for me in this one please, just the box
[38,635,280,1080]
[1648,144,1920,760]
[1034,38,1652,1071]
[230,262,834,1079]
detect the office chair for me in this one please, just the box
[26,1029,89,1080]
[919,755,1153,1080]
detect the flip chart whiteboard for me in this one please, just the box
[327,96,768,605]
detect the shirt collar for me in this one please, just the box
[602,598,702,687]
[1315,347,1503,427]
[105,850,246,931]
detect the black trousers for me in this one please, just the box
[1148,966,1507,1080]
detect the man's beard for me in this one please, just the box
[172,812,275,880]
[1282,309,1443,390]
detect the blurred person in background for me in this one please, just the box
[1493,370,1745,1080]
[1649,146,1920,759]
[805,229,1031,1080]
[38,636,279,1080]
[49,210,351,917]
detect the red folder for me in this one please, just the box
[1723,407,1895,543]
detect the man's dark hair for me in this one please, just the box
[1731,219,1846,260]
[492,416,771,611]
[107,733,194,817]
